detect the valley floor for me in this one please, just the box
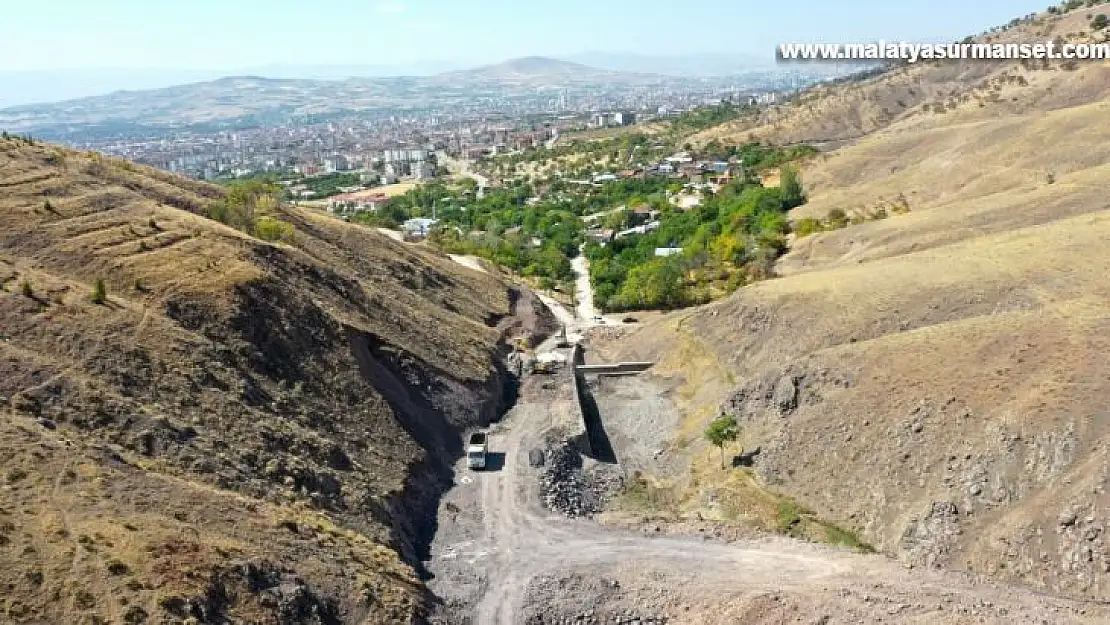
[422,350,1109,624]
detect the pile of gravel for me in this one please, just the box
[522,573,671,625]
[538,443,622,518]
[525,612,669,625]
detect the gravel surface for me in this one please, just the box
[587,374,683,479]
[423,364,1110,625]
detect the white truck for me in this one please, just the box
[467,432,488,470]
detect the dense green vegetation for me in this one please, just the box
[585,172,803,312]
[215,171,366,200]
[669,102,753,134]
[299,172,362,198]
[349,180,585,287]
[701,140,818,172]
[347,174,693,288]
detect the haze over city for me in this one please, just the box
[1,0,1047,106]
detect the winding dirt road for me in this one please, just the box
[424,372,1107,624]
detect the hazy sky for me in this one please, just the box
[4,0,1048,71]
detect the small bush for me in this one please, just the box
[253,216,296,243]
[825,208,849,229]
[21,279,33,298]
[823,523,877,553]
[793,217,823,238]
[775,499,811,535]
[106,559,131,576]
[90,278,107,305]
[1093,13,1108,29]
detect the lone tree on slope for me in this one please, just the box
[90,278,107,305]
[780,165,806,210]
[705,413,740,468]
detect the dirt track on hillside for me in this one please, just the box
[424,374,1109,624]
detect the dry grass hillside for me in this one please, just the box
[602,4,1110,605]
[0,137,551,624]
[692,9,1108,147]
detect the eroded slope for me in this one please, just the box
[603,7,1110,603]
[0,137,544,624]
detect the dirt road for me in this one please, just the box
[571,248,599,322]
[424,375,1108,624]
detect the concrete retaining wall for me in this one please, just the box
[568,344,594,456]
[575,362,654,375]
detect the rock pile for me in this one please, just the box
[525,612,669,624]
[538,443,622,518]
[522,573,671,625]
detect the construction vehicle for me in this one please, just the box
[531,352,566,374]
[531,360,557,374]
[467,432,488,470]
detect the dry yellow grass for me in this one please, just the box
[0,136,529,623]
[689,11,1108,149]
[602,6,1110,601]
[373,181,419,197]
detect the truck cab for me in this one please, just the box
[467,432,488,470]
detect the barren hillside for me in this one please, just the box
[0,137,552,624]
[600,5,1110,604]
[692,9,1108,147]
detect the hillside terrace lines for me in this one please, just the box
[0,171,60,189]
[97,231,197,260]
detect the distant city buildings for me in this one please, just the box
[66,68,831,183]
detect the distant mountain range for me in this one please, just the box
[2,56,772,136]
[565,51,776,76]
[0,53,778,109]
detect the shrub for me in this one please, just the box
[106,559,130,576]
[823,523,877,553]
[253,216,296,243]
[21,280,33,298]
[793,217,823,238]
[90,278,107,305]
[1093,13,1108,29]
[825,208,849,229]
[775,499,811,535]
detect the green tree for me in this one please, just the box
[780,166,805,209]
[704,413,740,468]
[1093,13,1108,30]
[90,278,107,305]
